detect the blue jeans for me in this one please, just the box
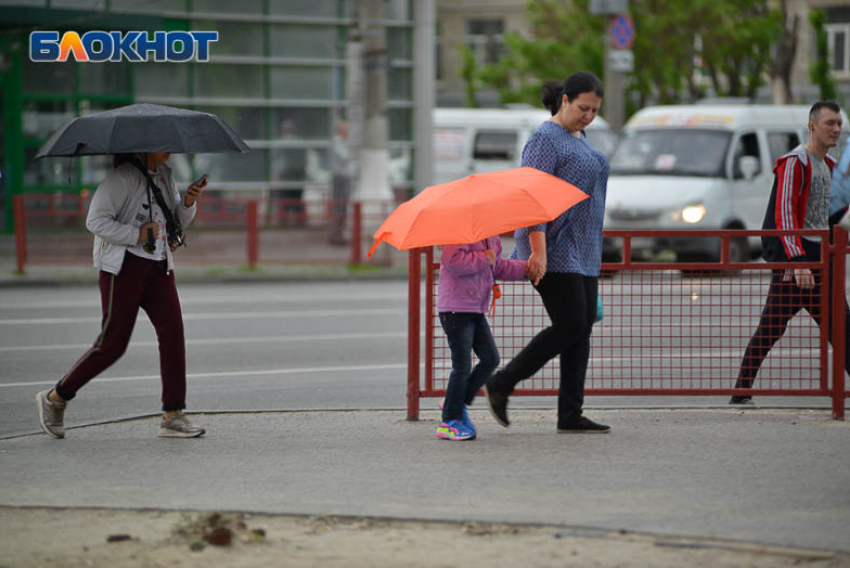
[439,312,500,422]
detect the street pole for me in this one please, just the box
[413,0,435,195]
[603,31,626,132]
[352,0,392,207]
[591,0,632,132]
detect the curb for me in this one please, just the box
[0,264,410,288]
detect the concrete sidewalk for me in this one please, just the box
[2,407,849,553]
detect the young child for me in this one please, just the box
[436,235,527,440]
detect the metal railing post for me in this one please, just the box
[407,248,421,420]
[350,201,362,266]
[14,195,27,274]
[246,200,259,269]
[424,246,435,394]
[832,227,847,420]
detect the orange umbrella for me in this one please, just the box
[367,166,588,257]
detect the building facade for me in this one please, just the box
[0,0,423,231]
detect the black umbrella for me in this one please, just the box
[35,103,250,158]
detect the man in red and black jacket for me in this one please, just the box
[733,101,850,404]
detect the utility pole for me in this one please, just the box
[351,0,392,206]
[591,0,633,132]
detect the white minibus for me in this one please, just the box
[603,104,850,262]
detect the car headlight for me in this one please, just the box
[681,205,706,224]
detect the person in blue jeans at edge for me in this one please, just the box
[830,136,850,228]
[484,71,611,434]
[436,236,527,441]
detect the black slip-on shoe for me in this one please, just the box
[483,385,510,428]
[557,416,610,434]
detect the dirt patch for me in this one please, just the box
[1,506,847,568]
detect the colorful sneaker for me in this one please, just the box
[439,399,476,437]
[158,412,206,438]
[436,419,476,441]
[36,390,66,439]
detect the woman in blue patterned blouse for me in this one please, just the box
[484,71,611,434]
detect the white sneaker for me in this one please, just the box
[36,390,66,439]
[158,412,205,438]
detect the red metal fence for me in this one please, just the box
[12,193,402,270]
[407,229,848,421]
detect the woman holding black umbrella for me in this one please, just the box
[36,152,208,439]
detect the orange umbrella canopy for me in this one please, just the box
[367,166,588,257]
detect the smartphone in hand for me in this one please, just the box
[193,173,208,187]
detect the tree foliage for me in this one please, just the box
[473,0,783,113]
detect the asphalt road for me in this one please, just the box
[0,281,416,437]
[2,278,850,553]
[2,276,845,438]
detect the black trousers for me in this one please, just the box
[489,272,597,420]
[737,239,850,387]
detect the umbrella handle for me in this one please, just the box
[367,232,388,259]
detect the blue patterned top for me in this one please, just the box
[511,121,609,276]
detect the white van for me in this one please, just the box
[603,104,850,262]
[432,107,618,185]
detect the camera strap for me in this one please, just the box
[130,158,185,250]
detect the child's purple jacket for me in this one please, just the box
[437,236,528,313]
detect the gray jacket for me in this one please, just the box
[86,161,197,275]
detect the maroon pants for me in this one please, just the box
[54,253,187,411]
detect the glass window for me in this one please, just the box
[388,67,411,100]
[193,20,263,57]
[51,0,106,7]
[0,89,4,226]
[81,155,113,186]
[195,106,265,140]
[195,64,264,98]
[466,19,504,36]
[24,146,71,186]
[387,27,411,60]
[109,0,186,11]
[194,149,267,182]
[270,24,342,59]
[23,59,74,94]
[271,108,332,139]
[473,130,516,160]
[134,62,189,98]
[388,147,412,183]
[81,101,127,114]
[193,0,263,14]
[833,31,846,72]
[465,18,505,64]
[269,0,348,17]
[732,132,762,179]
[81,153,192,187]
[610,129,732,177]
[270,67,333,100]
[766,132,800,163]
[79,62,131,96]
[22,100,75,141]
[270,148,329,182]
[333,66,346,100]
[384,0,410,21]
[389,108,412,141]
